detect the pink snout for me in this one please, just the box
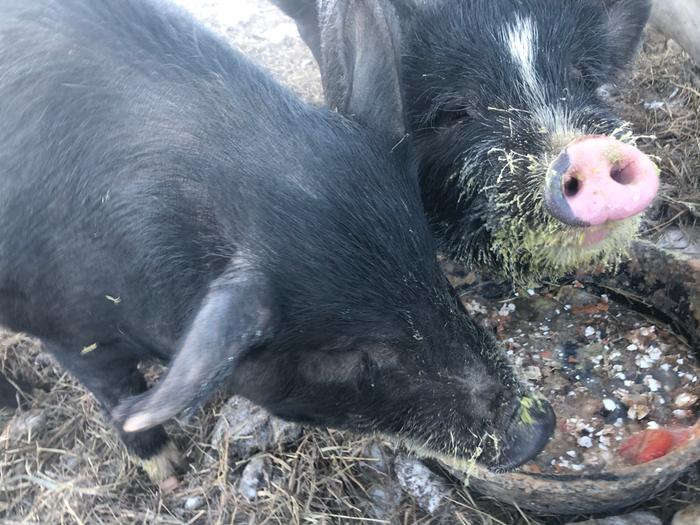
[544,136,659,227]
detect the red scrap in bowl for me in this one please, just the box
[619,424,697,465]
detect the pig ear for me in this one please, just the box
[601,0,652,71]
[319,0,407,138]
[270,0,322,64]
[113,264,276,433]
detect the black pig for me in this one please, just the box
[0,0,553,487]
[275,0,660,284]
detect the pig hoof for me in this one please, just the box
[159,475,180,493]
[136,441,184,487]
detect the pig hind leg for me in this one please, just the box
[48,342,182,487]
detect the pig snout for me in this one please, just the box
[490,396,555,471]
[545,136,659,227]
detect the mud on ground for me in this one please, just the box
[1,1,699,523]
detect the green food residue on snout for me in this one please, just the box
[518,396,545,425]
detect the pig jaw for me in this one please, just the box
[398,393,555,472]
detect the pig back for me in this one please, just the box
[0,0,332,346]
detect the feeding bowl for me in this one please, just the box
[446,235,700,514]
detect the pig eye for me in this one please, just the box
[433,105,477,129]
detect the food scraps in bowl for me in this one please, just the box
[454,276,700,474]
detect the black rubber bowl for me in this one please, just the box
[447,238,700,514]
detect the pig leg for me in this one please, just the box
[48,343,182,489]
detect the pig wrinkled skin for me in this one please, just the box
[0,0,554,486]
[274,0,662,284]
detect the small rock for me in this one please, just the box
[523,365,542,381]
[635,355,654,369]
[672,409,692,419]
[463,299,487,315]
[211,397,301,458]
[627,402,650,421]
[645,347,663,363]
[581,448,607,468]
[674,393,698,409]
[394,456,451,514]
[570,511,661,525]
[603,399,616,411]
[367,483,402,521]
[642,375,661,392]
[513,296,559,321]
[238,456,271,501]
[650,368,681,391]
[362,441,390,474]
[498,302,516,317]
[184,496,205,511]
[577,435,593,448]
[672,504,700,525]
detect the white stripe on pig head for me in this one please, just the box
[504,15,539,96]
[502,15,575,142]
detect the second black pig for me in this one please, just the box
[276,0,660,284]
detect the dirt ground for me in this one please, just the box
[1,1,699,524]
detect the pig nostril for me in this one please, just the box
[610,162,636,185]
[563,176,581,198]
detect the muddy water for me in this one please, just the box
[445,260,700,473]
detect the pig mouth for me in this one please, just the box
[560,215,642,255]
[576,219,641,249]
[580,224,612,247]
[558,217,630,249]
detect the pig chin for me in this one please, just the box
[488,213,641,285]
[522,214,642,272]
